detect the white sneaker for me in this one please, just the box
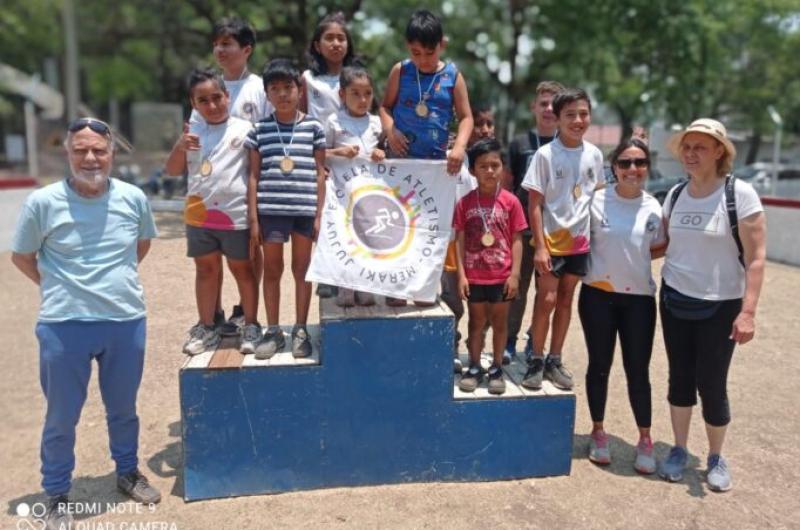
[239,323,262,354]
[183,324,221,355]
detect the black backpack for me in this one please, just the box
[668,175,744,267]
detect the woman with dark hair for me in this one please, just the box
[579,137,666,473]
[657,119,766,492]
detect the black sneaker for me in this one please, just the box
[213,309,226,329]
[45,495,72,530]
[317,284,336,298]
[117,469,161,504]
[458,364,484,392]
[487,364,506,395]
[521,357,545,390]
[220,304,245,336]
[544,355,574,390]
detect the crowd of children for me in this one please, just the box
[170,10,604,397]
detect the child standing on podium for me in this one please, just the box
[455,139,527,395]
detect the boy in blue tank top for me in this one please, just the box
[379,9,473,176]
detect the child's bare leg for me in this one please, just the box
[467,302,489,367]
[530,272,559,357]
[261,243,284,326]
[226,257,259,324]
[549,273,581,355]
[291,233,313,325]
[194,252,223,326]
[489,300,510,367]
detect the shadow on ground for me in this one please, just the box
[572,433,707,497]
[147,421,184,499]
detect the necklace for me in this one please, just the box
[276,112,299,173]
[475,185,500,247]
[414,64,444,118]
[198,121,227,177]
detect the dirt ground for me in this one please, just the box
[1,211,798,529]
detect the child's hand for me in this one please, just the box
[176,122,200,152]
[371,148,386,162]
[533,247,552,275]
[458,275,470,301]
[447,145,465,175]
[504,274,519,300]
[340,145,360,158]
[387,127,409,156]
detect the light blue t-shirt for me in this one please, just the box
[12,178,158,322]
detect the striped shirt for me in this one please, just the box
[244,113,325,217]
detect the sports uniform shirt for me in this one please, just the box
[392,60,459,159]
[521,138,604,255]
[185,116,252,230]
[583,186,665,296]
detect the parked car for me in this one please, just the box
[733,162,800,197]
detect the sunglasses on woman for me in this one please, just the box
[615,158,649,169]
[68,118,112,136]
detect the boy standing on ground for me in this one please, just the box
[505,81,563,363]
[520,88,603,390]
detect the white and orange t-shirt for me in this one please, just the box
[521,137,603,255]
[583,186,665,296]
[184,116,252,230]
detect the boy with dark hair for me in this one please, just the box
[379,8,473,307]
[166,68,261,355]
[190,17,273,338]
[245,58,326,359]
[520,87,603,391]
[505,80,563,362]
[455,138,527,395]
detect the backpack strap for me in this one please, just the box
[725,175,745,267]
[667,180,689,220]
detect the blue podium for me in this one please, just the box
[180,299,575,501]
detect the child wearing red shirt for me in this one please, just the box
[454,138,527,395]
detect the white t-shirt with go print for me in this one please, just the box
[583,186,665,296]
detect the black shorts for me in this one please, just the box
[259,214,314,243]
[537,253,589,278]
[468,283,510,304]
[186,225,250,260]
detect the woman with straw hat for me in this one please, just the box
[657,118,766,492]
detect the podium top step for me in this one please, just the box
[320,296,452,321]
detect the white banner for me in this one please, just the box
[307,157,456,302]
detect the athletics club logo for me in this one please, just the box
[346,184,420,259]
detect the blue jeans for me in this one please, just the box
[36,318,146,496]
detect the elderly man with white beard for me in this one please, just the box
[11,118,161,529]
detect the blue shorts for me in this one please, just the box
[259,215,314,243]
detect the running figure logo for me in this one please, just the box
[364,208,402,240]
[351,194,407,251]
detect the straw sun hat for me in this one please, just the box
[666,118,737,162]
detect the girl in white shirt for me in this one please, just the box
[578,138,665,474]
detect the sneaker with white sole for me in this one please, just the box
[544,355,574,390]
[521,357,545,390]
[589,430,611,465]
[658,445,688,482]
[239,323,262,354]
[255,328,285,359]
[183,323,221,355]
[634,436,656,474]
[291,326,312,358]
[458,364,484,392]
[706,454,732,492]
[487,364,506,395]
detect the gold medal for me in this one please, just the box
[200,159,212,177]
[573,184,582,200]
[481,232,495,247]
[280,156,295,174]
[415,101,429,118]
